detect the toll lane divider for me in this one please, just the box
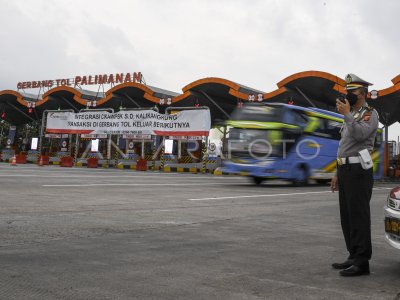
[163,166,198,173]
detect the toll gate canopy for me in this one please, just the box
[1,70,400,127]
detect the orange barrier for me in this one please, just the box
[60,156,73,167]
[16,154,27,164]
[87,157,98,168]
[136,158,148,171]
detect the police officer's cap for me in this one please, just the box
[345,73,373,91]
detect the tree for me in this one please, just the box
[0,120,10,149]
[15,121,40,152]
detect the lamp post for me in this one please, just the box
[384,112,390,177]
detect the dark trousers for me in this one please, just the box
[337,163,373,266]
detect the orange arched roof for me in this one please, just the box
[42,86,83,105]
[182,77,265,101]
[277,70,345,89]
[106,82,155,97]
[182,77,241,93]
[170,91,191,103]
[98,82,158,105]
[1,71,400,125]
[332,84,346,94]
[39,82,184,107]
[0,90,23,100]
[375,82,400,97]
[262,87,287,100]
[182,74,344,102]
[392,75,400,85]
[97,82,182,106]
[0,90,44,107]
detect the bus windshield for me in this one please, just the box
[229,128,294,158]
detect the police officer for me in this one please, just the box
[330,73,379,276]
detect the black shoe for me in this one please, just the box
[339,265,370,277]
[331,259,354,269]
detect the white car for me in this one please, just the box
[384,186,400,249]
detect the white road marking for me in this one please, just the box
[188,187,393,201]
[188,191,332,201]
[0,174,241,179]
[42,182,246,187]
[0,166,212,175]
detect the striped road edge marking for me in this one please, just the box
[213,170,242,176]
[163,167,201,173]
[117,165,200,172]
[75,163,114,168]
[117,164,136,170]
[188,187,394,201]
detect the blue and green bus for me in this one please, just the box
[223,103,383,185]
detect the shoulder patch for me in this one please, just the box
[363,112,372,121]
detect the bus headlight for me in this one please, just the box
[256,160,273,166]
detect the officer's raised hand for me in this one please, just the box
[336,98,351,115]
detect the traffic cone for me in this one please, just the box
[38,155,44,167]
[10,155,17,166]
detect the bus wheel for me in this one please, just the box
[292,166,308,186]
[316,179,330,185]
[252,177,264,185]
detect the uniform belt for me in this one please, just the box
[337,156,360,165]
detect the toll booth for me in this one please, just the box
[388,141,400,178]
[164,135,201,166]
[0,125,16,162]
[35,109,75,166]
[206,138,222,172]
[42,133,71,165]
[76,134,110,167]
[35,106,212,172]
[66,108,115,168]
[162,135,221,173]
[117,134,157,170]
[161,106,211,173]
[0,124,42,164]
[113,107,160,170]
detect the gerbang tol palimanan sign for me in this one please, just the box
[17,72,142,90]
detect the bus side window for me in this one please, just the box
[324,120,342,140]
[293,111,309,128]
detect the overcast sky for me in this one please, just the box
[0,0,399,139]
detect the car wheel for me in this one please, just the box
[292,166,308,186]
[252,177,264,185]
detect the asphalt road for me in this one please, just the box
[0,164,399,300]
